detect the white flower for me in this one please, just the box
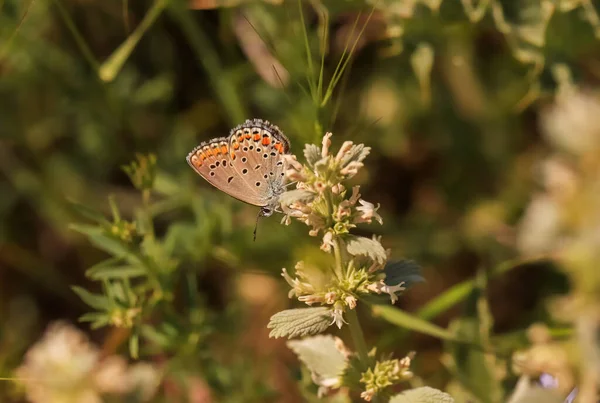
[331,183,345,194]
[126,363,162,402]
[355,199,383,225]
[320,231,334,252]
[16,322,103,403]
[517,194,562,255]
[349,186,361,204]
[335,141,355,162]
[367,281,406,304]
[345,295,357,309]
[360,389,376,401]
[331,306,348,329]
[340,161,364,177]
[325,291,337,304]
[541,90,600,155]
[15,322,161,403]
[322,132,333,157]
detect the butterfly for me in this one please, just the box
[186,119,291,237]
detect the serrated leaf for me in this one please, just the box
[279,189,316,206]
[287,335,348,389]
[304,144,322,166]
[345,235,386,264]
[268,307,331,339]
[71,286,112,310]
[372,305,456,341]
[384,260,424,288]
[389,387,454,403]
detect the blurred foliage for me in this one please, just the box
[2,0,600,402]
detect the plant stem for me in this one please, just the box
[332,238,344,279]
[346,307,369,367]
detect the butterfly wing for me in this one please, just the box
[228,119,290,205]
[187,137,265,206]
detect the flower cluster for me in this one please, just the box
[122,153,157,193]
[281,133,381,236]
[279,134,408,328]
[16,322,161,403]
[359,354,414,401]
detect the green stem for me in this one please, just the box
[332,238,344,278]
[52,0,100,72]
[346,308,369,367]
[99,0,167,82]
[168,2,246,125]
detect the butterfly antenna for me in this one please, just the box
[253,211,261,241]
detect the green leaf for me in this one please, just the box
[86,265,147,280]
[70,224,141,265]
[287,335,347,389]
[389,387,454,403]
[129,332,139,359]
[384,260,424,288]
[71,286,112,310]
[268,307,332,339]
[371,305,456,341]
[79,312,111,329]
[279,189,315,206]
[445,273,503,403]
[345,235,386,264]
[304,144,322,166]
[67,199,110,225]
[416,258,544,321]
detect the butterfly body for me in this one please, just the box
[187,119,290,216]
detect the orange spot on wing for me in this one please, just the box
[245,133,251,139]
[230,152,236,160]
[262,136,271,146]
[253,134,261,141]
[238,135,244,142]
[274,143,283,153]
[221,145,228,154]
[233,142,240,150]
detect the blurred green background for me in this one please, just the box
[1,0,598,401]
